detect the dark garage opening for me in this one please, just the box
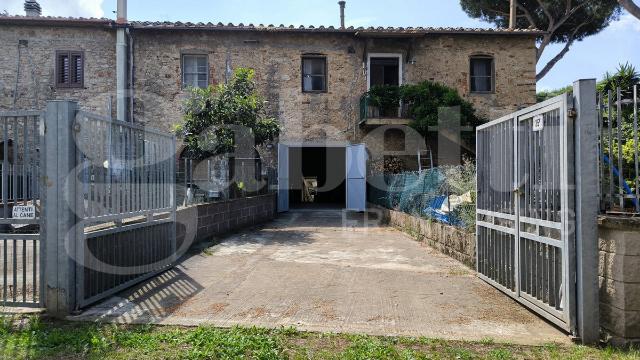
[289,147,346,209]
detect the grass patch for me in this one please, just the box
[200,248,215,256]
[0,315,639,359]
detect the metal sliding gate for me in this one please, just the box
[74,110,176,308]
[0,110,44,307]
[1,101,177,311]
[476,94,576,333]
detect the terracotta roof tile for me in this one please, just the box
[0,15,544,35]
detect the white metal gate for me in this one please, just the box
[476,94,576,333]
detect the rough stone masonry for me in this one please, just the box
[0,17,538,147]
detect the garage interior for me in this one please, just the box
[288,147,346,209]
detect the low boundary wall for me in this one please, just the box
[372,204,475,268]
[375,205,640,346]
[599,216,640,346]
[176,194,277,252]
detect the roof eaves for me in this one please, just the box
[0,16,544,36]
[131,22,544,36]
[129,21,357,33]
[0,15,112,28]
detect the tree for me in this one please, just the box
[618,0,640,20]
[598,62,640,92]
[536,85,572,102]
[176,68,280,159]
[460,0,622,81]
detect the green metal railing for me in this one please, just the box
[359,93,411,124]
[359,94,370,123]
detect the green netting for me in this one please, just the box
[368,167,474,229]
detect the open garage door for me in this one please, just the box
[346,144,367,211]
[277,143,289,212]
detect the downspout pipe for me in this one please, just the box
[128,27,134,122]
[116,0,129,121]
[509,0,517,29]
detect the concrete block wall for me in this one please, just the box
[598,216,640,346]
[176,193,276,253]
[373,205,475,268]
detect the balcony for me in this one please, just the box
[359,92,413,127]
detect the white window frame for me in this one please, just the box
[366,53,403,90]
[181,54,209,89]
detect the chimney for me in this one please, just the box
[509,0,517,29]
[24,0,41,17]
[338,1,346,29]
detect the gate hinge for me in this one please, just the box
[568,108,577,118]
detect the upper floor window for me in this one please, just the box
[470,56,494,93]
[302,55,327,92]
[56,51,84,88]
[182,54,208,89]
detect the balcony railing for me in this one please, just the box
[359,93,412,125]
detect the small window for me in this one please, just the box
[56,51,84,88]
[182,54,209,89]
[470,56,494,93]
[302,56,327,92]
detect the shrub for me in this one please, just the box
[177,68,280,159]
[439,159,477,231]
[367,85,402,117]
[401,81,483,137]
[364,80,484,144]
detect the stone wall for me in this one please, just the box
[0,22,536,147]
[598,216,640,346]
[0,21,537,174]
[132,29,537,142]
[176,193,276,252]
[373,204,475,267]
[132,30,365,143]
[0,24,116,114]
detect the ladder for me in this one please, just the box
[418,148,433,173]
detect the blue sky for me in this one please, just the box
[4,0,640,90]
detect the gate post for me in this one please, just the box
[43,100,79,317]
[573,79,599,344]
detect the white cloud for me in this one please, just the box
[608,12,640,34]
[2,0,105,18]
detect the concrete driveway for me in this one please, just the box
[72,209,569,345]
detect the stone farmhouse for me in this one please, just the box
[0,1,540,211]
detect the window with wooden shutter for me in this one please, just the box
[56,51,84,88]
